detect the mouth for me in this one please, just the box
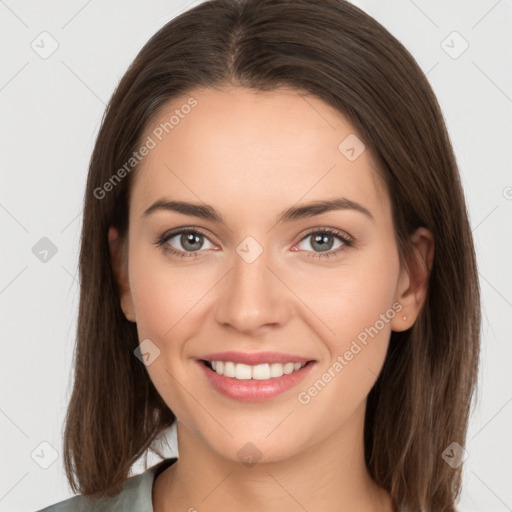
[196,358,317,402]
[200,359,315,379]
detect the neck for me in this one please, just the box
[153,402,394,512]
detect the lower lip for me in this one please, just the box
[196,360,316,402]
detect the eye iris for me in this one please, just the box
[181,232,203,251]
[311,233,333,252]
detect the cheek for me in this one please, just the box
[288,246,400,345]
[289,246,399,404]
[128,246,212,342]
[127,254,208,414]
[131,276,180,342]
[295,274,398,428]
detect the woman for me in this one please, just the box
[36,0,480,510]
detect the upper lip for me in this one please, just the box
[199,351,315,365]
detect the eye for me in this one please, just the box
[294,228,354,259]
[154,228,215,258]
[154,226,354,260]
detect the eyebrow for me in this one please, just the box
[142,197,374,224]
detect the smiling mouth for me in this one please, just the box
[200,359,315,380]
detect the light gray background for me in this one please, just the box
[1,1,511,511]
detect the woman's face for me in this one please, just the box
[111,86,417,463]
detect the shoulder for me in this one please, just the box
[34,458,178,512]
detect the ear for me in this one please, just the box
[391,227,434,332]
[108,226,136,323]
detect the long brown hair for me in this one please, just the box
[63,0,481,509]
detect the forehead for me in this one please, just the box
[130,86,389,225]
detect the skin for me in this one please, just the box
[109,86,434,512]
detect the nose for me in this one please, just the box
[213,245,292,335]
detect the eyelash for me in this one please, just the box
[153,227,354,260]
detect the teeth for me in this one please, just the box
[209,361,306,380]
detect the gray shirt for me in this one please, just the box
[35,457,178,512]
